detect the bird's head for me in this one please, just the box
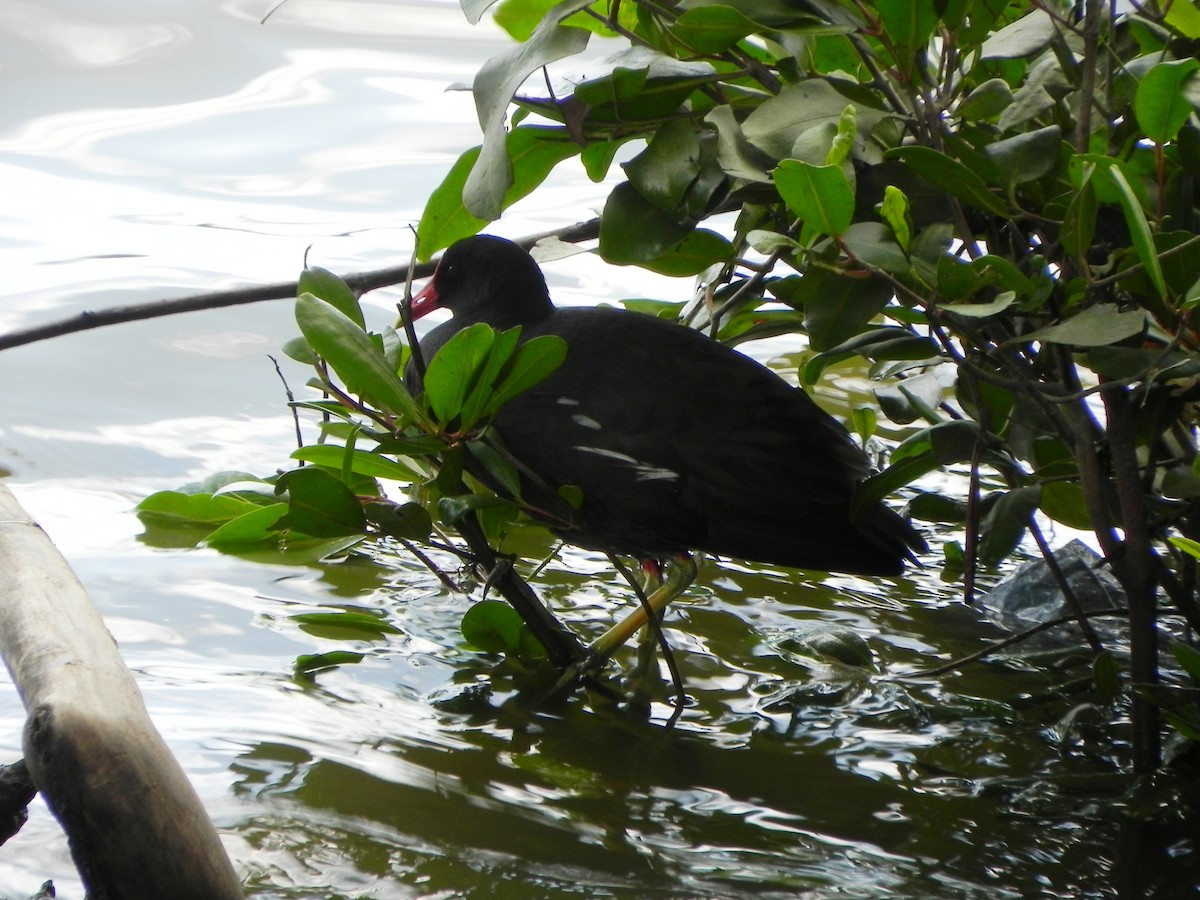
[409,235,553,327]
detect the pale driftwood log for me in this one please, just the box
[0,482,241,899]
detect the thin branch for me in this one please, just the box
[0,219,602,353]
[895,606,1129,679]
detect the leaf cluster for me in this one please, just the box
[408,0,1200,759]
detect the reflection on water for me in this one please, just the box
[1,1,1197,899]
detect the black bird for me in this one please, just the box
[408,235,925,576]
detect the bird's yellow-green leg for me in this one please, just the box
[544,555,696,705]
[590,555,697,663]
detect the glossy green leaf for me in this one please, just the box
[423,323,497,427]
[1061,177,1098,259]
[137,491,263,526]
[956,77,1013,120]
[205,502,289,548]
[298,267,363,329]
[1135,59,1200,143]
[637,229,734,276]
[486,334,568,413]
[942,292,1015,318]
[774,160,853,237]
[296,292,427,424]
[1172,642,1200,679]
[743,80,875,160]
[979,486,1038,567]
[493,0,615,40]
[463,0,592,220]
[983,125,1061,186]
[1101,161,1168,300]
[851,452,941,520]
[878,0,938,67]
[624,120,701,212]
[671,5,758,53]
[291,445,426,481]
[599,183,695,264]
[418,127,581,258]
[705,106,774,182]
[888,146,1009,216]
[1020,303,1145,347]
[438,493,509,524]
[799,270,893,351]
[980,7,1056,59]
[879,185,912,252]
[294,651,367,677]
[292,611,401,638]
[363,500,434,541]
[459,325,524,429]
[1039,481,1095,530]
[461,599,526,654]
[275,467,367,538]
[1169,535,1200,562]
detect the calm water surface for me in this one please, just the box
[1,2,1193,898]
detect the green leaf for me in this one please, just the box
[417,127,581,258]
[1102,160,1168,299]
[796,270,893,351]
[637,229,734,276]
[137,491,263,526]
[878,185,912,252]
[942,292,1015,318]
[298,267,363,329]
[956,77,1013,120]
[461,599,526,654]
[980,486,1038,567]
[1039,481,1095,530]
[486,334,568,413]
[671,5,758,53]
[463,0,592,220]
[980,7,1056,60]
[275,467,367,538]
[850,405,877,444]
[1061,177,1098,259]
[851,452,941,520]
[623,120,701,212]
[461,0,502,25]
[877,0,938,69]
[1171,642,1200,680]
[1135,59,1200,143]
[743,80,880,160]
[887,146,1009,217]
[705,106,774,182]
[1020,303,1145,347]
[291,445,426,481]
[983,125,1061,186]
[205,502,289,548]
[438,493,509,524]
[363,500,433,541]
[1092,650,1122,698]
[296,293,427,424]
[459,325,524,429]
[294,651,366,677]
[773,160,853,237]
[423,323,497,427]
[292,611,401,639]
[599,182,695,264]
[493,0,615,40]
[1169,535,1200,562]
